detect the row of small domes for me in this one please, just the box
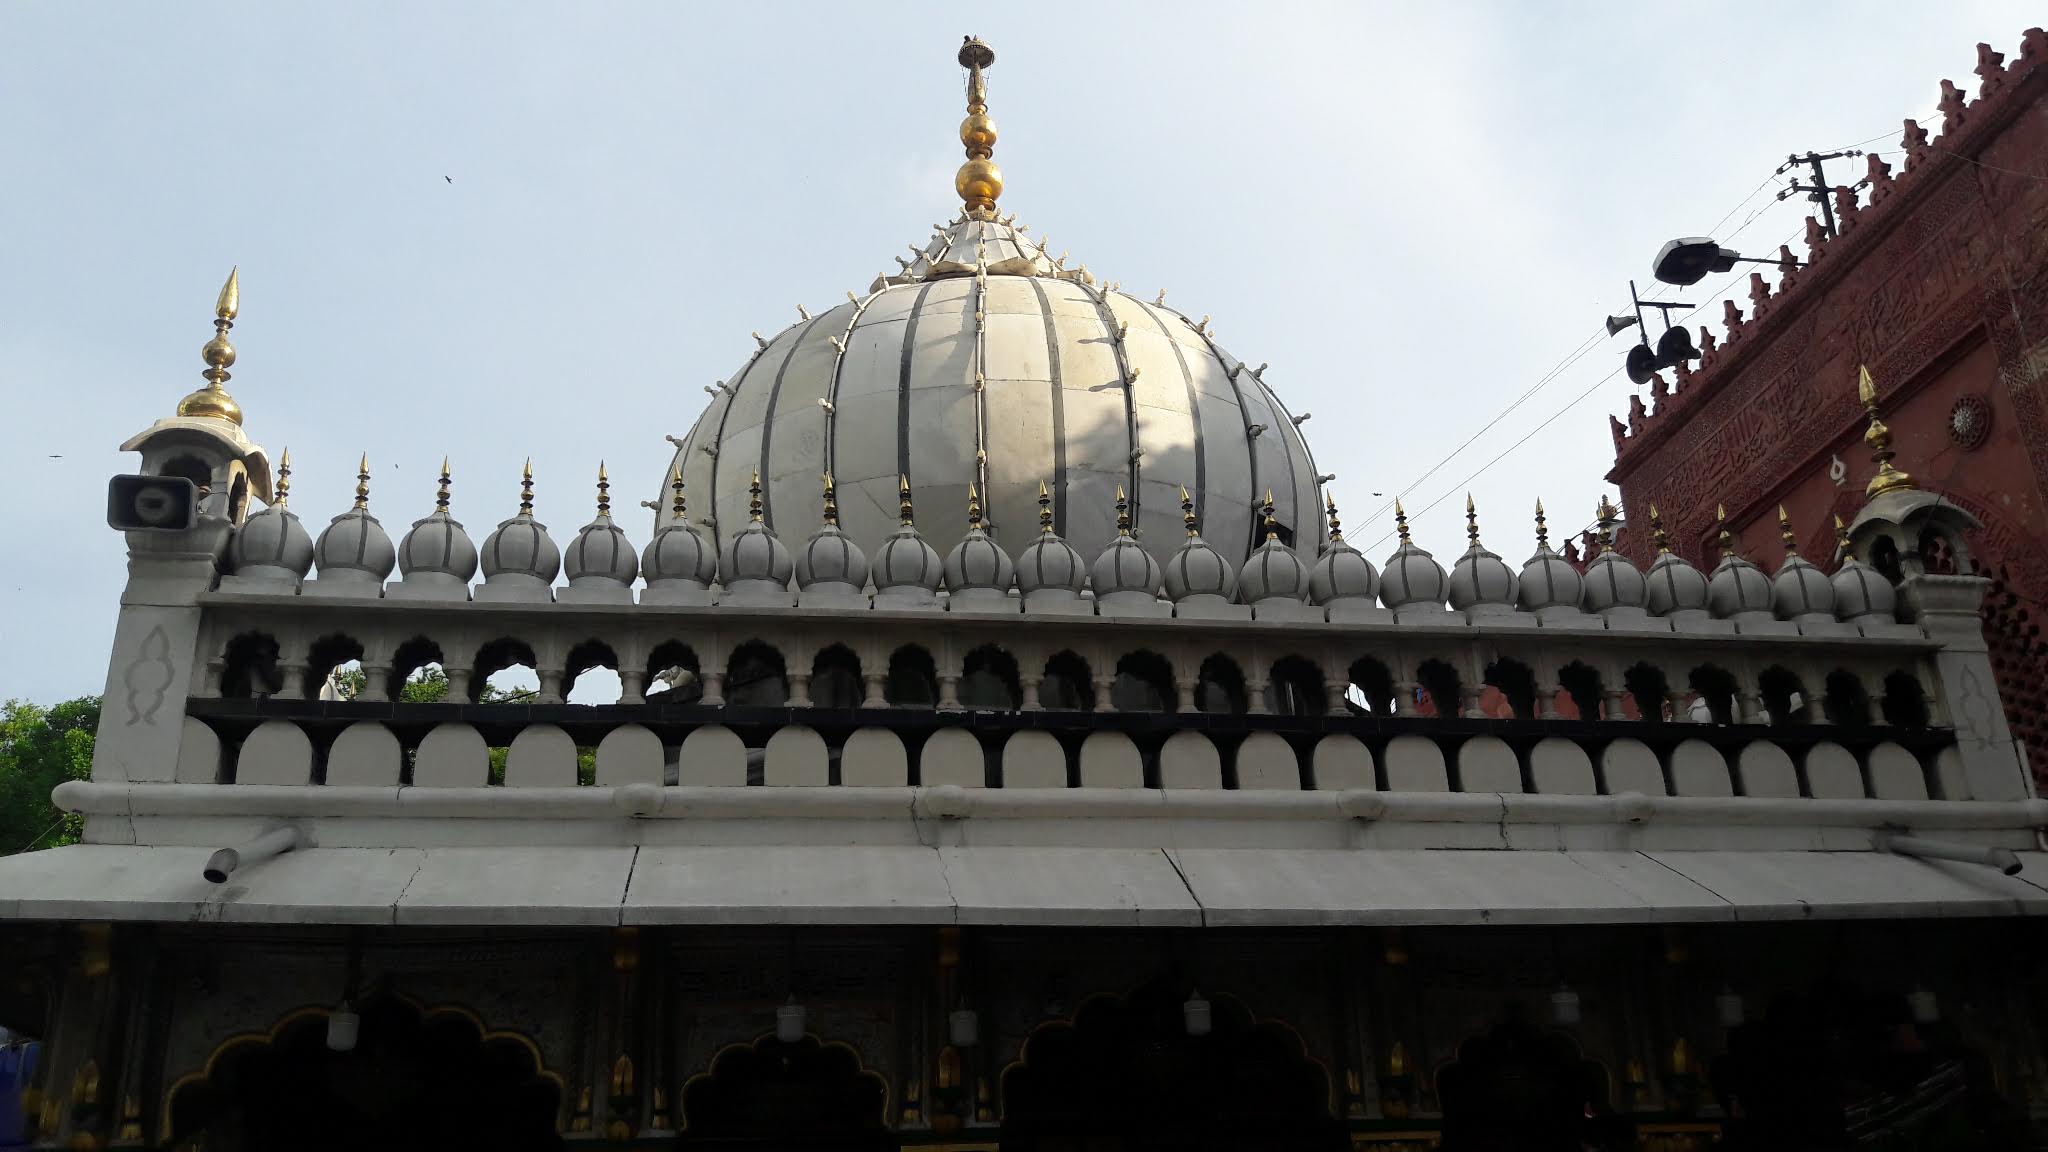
[227,458,1894,623]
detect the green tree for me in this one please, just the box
[0,696,100,855]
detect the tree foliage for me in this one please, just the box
[0,697,99,855]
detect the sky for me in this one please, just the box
[0,1,2034,703]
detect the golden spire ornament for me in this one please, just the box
[821,472,839,526]
[955,36,1003,219]
[274,448,293,507]
[1715,503,1734,556]
[1595,495,1619,550]
[749,470,765,523]
[595,461,611,517]
[1181,485,1200,536]
[1533,499,1548,549]
[1326,493,1344,543]
[669,465,687,519]
[1833,513,1853,562]
[519,458,535,517]
[1393,498,1412,545]
[898,474,915,526]
[1464,494,1482,547]
[967,483,984,529]
[1857,365,1915,497]
[178,267,245,425]
[1260,490,1279,541]
[352,453,371,511]
[1648,504,1672,554]
[1038,480,1055,533]
[434,456,451,513]
[1115,485,1134,536]
[1778,505,1798,555]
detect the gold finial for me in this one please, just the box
[1778,504,1797,555]
[1181,485,1199,537]
[596,461,611,517]
[1326,492,1344,542]
[821,472,839,526]
[1857,364,1915,497]
[669,464,687,518]
[1715,502,1734,556]
[967,483,984,528]
[749,470,765,523]
[353,452,371,511]
[1533,499,1548,548]
[1116,484,1133,536]
[519,457,535,517]
[954,37,1003,219]
[1393,498,1412,545]
[1464,494,1481,547]
[434,455,451,513]
[1038,479,1054,533]
[1833,513,1852,562]
[1595,495,1619,549]
[1260,490,1278,542]
[897,474,915,526]
[177,267,246,425]
[274,448,292,507]
[1649,503,1671,554]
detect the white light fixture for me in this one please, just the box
[949,1008,980,1048]
[776,995,808,1043]
[1183,990,1212,1037]
[1550,983,1581,1027]
[1908,985,1940,1024]
[1715,986,1745,1029]
[326,1001,359,1052]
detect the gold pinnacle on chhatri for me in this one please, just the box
[1778,505,1798,555]
[821,472,839,526]
[1393,498,1412,545]
[1648,504,1672,554]
[596,462,611,517]
[967,483,984,529]
[1037,480,1055,533]
[955,36,1003,219]
[1857,364,1915,498]
[898,474,915,526]
[749,470,765,523]
[1533,499,1549,548]
[519,458,535,517]
[669,465,687,518]
[274,448,293,507]
[1326,493,1344,543]
[1261,490,1279,542]
[1115,485,1134,536]
[435,456,451,513]
[1181,485,1199,537]
[1833,513,1853,561]
[1715,503,1734,556]
[1464,494,1482,547]
[352,453,371,511]
[178,267,245,425]
[1595,495,1619,549]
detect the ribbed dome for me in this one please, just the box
[313,507,395,585]
[564,514,637,587]
[1582,550,1648,614]
[1707,554,1772,618]
[796,520,870,591]
[480,515,561,586]
[872,481,944,604]
[397,510,477,585]
[943,497,1014,594]
[1016,531,1086,597]
[1164,518,1238,602]
[1379,510,1448,611]
[1832,555,1896,621]
[664,215,1324,585]
[1309,542,1377,605]
[643,473,717,587]
[1645,551,1710,616]
[1771,553,1833,619]
[722,518,792,588]
[231,501,314,581]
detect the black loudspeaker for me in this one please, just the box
[107,475,198,531]
[1654,324,1699,369]
[1625,343,1657,385]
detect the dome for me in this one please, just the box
[642,470,718,587]
[795,481,871,592]
[1446,500,1517,614]
[721,474,794,591]
[1641,508,1708,616]
[1379,506,1448,611]
[563,468,638,588]
[1238,496,1311,603]
[1163,492,1238,603]
[1763,509,1831,619]
[1090,488,1165,603]
[1306,498,1378,606]
[872,479,943,604]
[479,466,562,588]
[662,214,1325,584]
[1015,486,1087,599]
[1515,506,1580,613]
[393,463,477,586]
[1582,551,1648,614]
[311,458,395,584]
[1829,516,1896,621]
[1704,508,1771,618]
[942,488,1014,594]
[228,453,312,580]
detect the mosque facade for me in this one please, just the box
[5,33,2048,1152]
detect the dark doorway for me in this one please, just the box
[678,1033,892,1152]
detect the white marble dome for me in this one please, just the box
[874,524,943,594]
[564,512,638,588]
[643,516,717,587]
[1516,541,1581,613]
[663,216,1324,583]
[1092,528,1164,599]
[1707,553,1773,618]
[1582,550,1648,614]
[943,519,1013,593]
[1239,534,1311,603]
[1380,523,1449,610]
[1016,526,1087,597]
[722,516,792,588]
[396,508,478,585]
[1164,523,1238,602]
[313,505,396,584]
[1771,553,1834,619]
[1833,554,1897,621]
[796,517,870,591]
[1448,538,1517,613]
[1309,539,1378,605]
[231,500,314,580]
[481,512,561,586]
[1645,551,1710,616]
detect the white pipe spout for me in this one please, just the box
[1876,832,2022,876]
[202,825,302,884]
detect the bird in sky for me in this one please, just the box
[444,175,453,184]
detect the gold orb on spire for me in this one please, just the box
[954,36,1003,219]
[1857,365,1915,498]
[177,267,245,425]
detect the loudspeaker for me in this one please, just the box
[1604,313,1639,337]
[107,475,198,531]
[1625,343,1657,385]
[1654,324,1699,369]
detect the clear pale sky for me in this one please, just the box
[0,2,2031,703]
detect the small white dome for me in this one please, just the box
[1091,535,1163,597]
[1582,550,1648,613]
[1832,556,1897,621]
[722,518,793,587]
[397,509,478,585]
[1771,553,1834,619]
[481,514,562,585]
[1309,539,1377,605]
[1016,531,1087,596]
[1449,542,1517,612]
[1707,554,1773,618]
[1239,538,1310,602]
[1379,532,1448,610]
[1645,551,1710,615]
[943,520,1013,593]
[1165,532,1238,602]
[313,505,396,584]
[231,501,314,580]
[1517,544,1581,612]
[797,519,870,590]
[564,514,638,587]
[874,526,943,592]
[643,518,718,586]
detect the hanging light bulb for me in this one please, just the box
[1550,982,1581,1026]
[1183,989,1212,1037]
[949,1007,980,1047]
[1715,986,1746,1028]
[776,994,808,1043]
[326,1000,359,1052]
[1908,985,1940,1024]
